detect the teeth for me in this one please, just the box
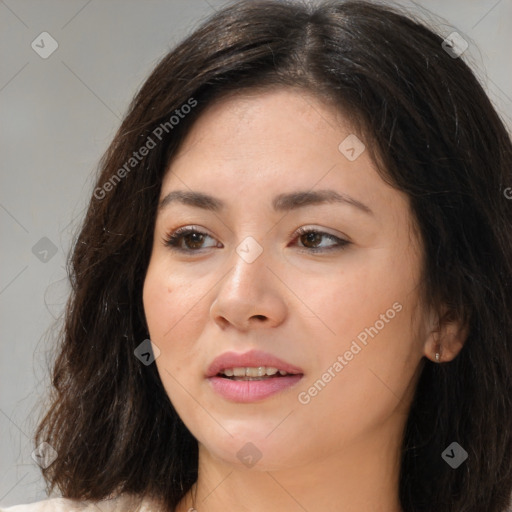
[220,366,289,377]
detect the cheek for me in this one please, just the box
[143,274,173,344]
[294,310,422,452]
[298,251,423,418]
[143,275,217,448]
[142,261,209,387]
[143,260,202,341]
[312,249,418,351]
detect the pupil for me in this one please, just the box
[187,233,203,249]
[303,232,320,248]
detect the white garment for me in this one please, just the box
[0,493,163,512]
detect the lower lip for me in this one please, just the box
[207,375,303,403]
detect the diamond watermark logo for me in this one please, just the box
[441,32,468,59]
[32,237,58,263]
[236,236,263,264]
[32,442,58,468]
[31,32,59,59]
[134,339,161,365]
[338,134,365,161]
[441,441,468,469]
[236,442,262,468]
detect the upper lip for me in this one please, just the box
[206,349,304,377]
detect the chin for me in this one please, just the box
[195,428,308,471]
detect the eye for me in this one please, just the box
[291,226,351,253]
[162,226,351,253]
[162,226,220,252]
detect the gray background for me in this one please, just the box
[1,0,511,506]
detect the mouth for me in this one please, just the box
[206,350,304,403]
[216,366,300,380]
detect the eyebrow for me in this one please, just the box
[158,189,373,215]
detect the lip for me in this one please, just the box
[206,349,304,377]
[206,349,304,403]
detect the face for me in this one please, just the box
[143,87,430,471]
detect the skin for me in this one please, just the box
[142,87,466,512]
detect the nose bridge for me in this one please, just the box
[226,234,270,296]
[210,234,287,328]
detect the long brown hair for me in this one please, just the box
[35,1,512,511]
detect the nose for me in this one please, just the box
[209,242,287,331]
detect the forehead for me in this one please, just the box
[157,87,409,228]
[163,88,369,184]
[174,87,348,154]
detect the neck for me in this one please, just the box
[176,419,405,512]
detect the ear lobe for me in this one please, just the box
[424,308,469,363]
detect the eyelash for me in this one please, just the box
[162,225,351,254]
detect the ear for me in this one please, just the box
[423,307,469,363]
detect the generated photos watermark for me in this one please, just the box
[298,301,403,405]
[94,97,197,200]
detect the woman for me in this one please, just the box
[3,0,512,511]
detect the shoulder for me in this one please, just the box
[0,493,163,512]
[0,497,93,512]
